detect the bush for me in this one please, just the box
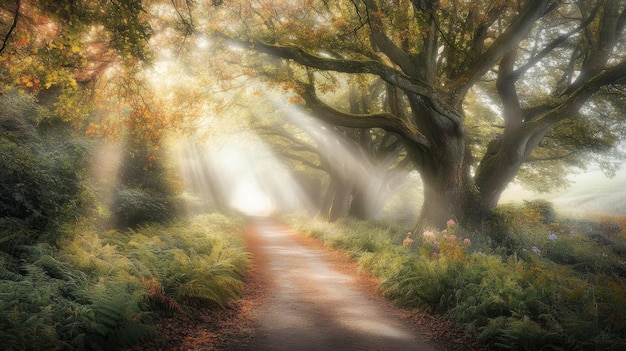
[487,200,558,254]
[1,213,249,350]
[287,214,626,351]
[110,186,172,229]
[1,94,90,247]
[115,214,249,306]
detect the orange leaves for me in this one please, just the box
[331,19,350,30]
[141,277,184,313]
[288,95,305,104]
[84,121,121,140]
[16,37,30,47]
[282,80,304,93]
[19,75,41,91]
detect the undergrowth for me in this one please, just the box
[287,206,626,351]
[0,213,249,351]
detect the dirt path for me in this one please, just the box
[234,218,439,351]
[127,217,482,350]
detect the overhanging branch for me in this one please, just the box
[1,0,20,55]
[219,34,462,122]
[298,82,430,148]
[452,0,556,93]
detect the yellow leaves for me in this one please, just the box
[288,95,304,104]
[17,75,41,91]
[332,19,349,30]
[317,82,336,94]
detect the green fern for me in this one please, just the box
[85,280,153,350]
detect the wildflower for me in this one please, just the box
[548,233,558,241]
[422,231,435,240]
[402,235,415,247]
[447,219,456,227]
[463,238,471,245]
[402,232,414,248]
[448,235,457,241]
[532,246,541,255]
[432,252,439,259]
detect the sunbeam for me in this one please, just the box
[269,97,411,219]
[173,133,315,217]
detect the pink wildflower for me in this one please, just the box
[447,219,456,227]
[422,231,435,240]
[432,252,439,259]
[463,238,471,245]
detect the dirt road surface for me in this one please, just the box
[236,218,439,351]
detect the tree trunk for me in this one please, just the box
[348,175,385,220]
[320,174,352,222]
[415,167,466,232]
[408,96,471,231]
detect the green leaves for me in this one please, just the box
[289,214,626,351]
[1,213,249,350]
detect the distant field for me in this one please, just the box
[501,168,626,217]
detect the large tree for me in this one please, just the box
[196,0,626,229]
[256,82,412,221]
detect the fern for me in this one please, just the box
[141,277,184,313]
[85,279,153,350]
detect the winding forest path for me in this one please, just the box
[231,218,442,351]
[128,217,482,350]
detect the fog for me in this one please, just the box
[501,167,626,217]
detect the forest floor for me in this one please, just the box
[129,217,483,350]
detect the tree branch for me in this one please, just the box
[1,0,20,56]
[226,36,463,124]
[257,124,318,154]
[298,82,430,148]
[362,0,420,78]
[527,150,577,162]
[512,3,600,80]
[497,50,523,135]
[525,59,626,141]
[565,0,622,94]
[275,150,323,171]
[451,0,556,94]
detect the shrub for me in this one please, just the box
[1,213,249,350]
[287,214,626,351]
[1,91,91,247]
[487,200,558,254]
[121,214,249,306]
[0,243,151,351]
[110,186,172,229]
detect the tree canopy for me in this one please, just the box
[3,0,626,230]
[189,0,626,229]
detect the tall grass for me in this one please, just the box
[287,208,626,351]
[0,213,249,350]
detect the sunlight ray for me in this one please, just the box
[174,133,315,217]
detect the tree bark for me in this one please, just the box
[321,174,353,222]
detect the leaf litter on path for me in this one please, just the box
[127,217,483,351]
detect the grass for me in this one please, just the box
[286,207,626,351]
[0,213,249,351]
